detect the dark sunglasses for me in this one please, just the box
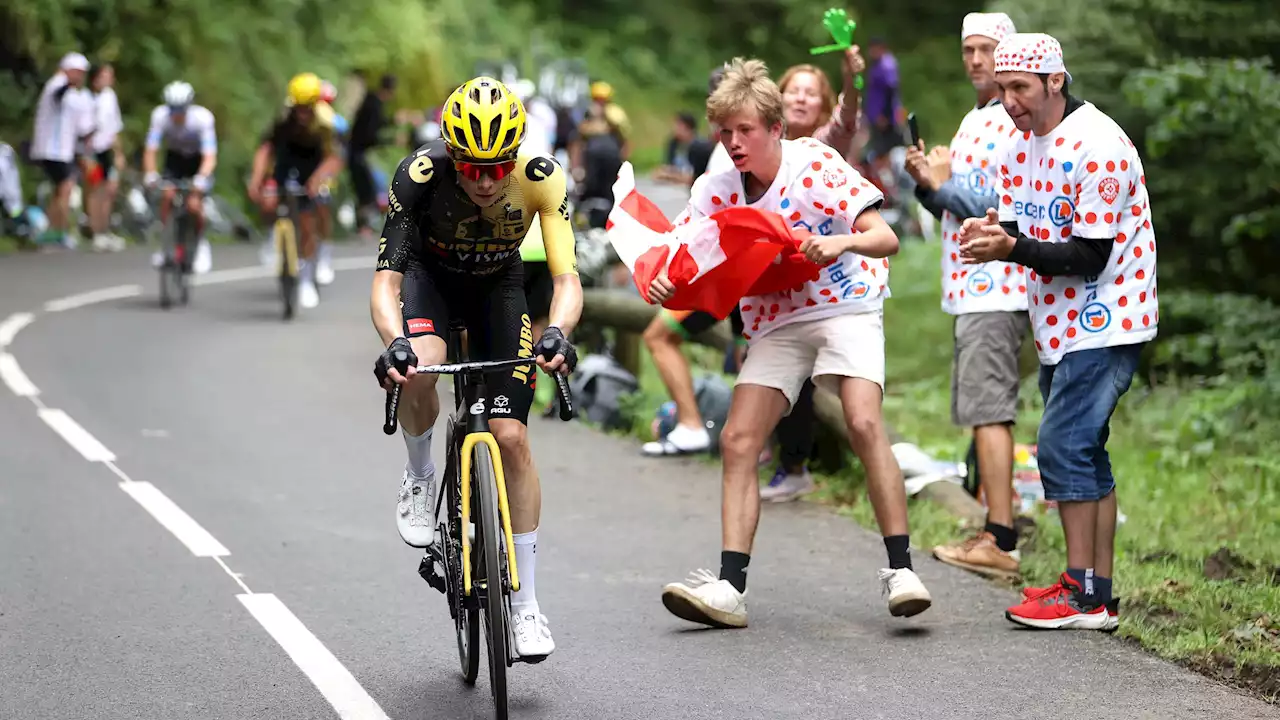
[454,159,517,182]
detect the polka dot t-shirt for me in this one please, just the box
[675,138,887,343]
[996,101,1158,365]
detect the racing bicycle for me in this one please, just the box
[382,320,574,720]
[270,172,311,321]
[151,178,197,310]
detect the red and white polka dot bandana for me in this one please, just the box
[994,32,1073,84]
[961,12,1016,42]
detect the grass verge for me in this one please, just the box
[600,238,1279,701]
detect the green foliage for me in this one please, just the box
[1123,59,1280,302]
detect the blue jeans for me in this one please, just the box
[1036,344,1145,502]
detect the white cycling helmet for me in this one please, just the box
[163,81,195,109]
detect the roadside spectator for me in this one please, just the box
[904,12,1028,579]
[862,38,904,176]
[959,33,1157,630]
[29,52,95,249]
[652,111,701,185]
[1,142,26,234]
[570,81,630,211]
[348,73,396,236]
[760,48,866,502]
[85,62,125,252]
[641,69,732,457]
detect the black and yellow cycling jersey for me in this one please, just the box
[377,139,578,278]
[261,101,339,183]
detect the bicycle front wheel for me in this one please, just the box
[445,429,480,684]
[473,442,509,719]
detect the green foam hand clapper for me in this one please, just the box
[810,8,856,55]
[809,9,864,89]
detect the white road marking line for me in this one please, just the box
[38,408,115,461]
[43,284,142,313]
[118,480,230,557]
[0,353,39,396]
[214,556,253,595]
[238,593,391,720]
[103,459,133,484]
[192,266,273,286]
[0,312,34,347]
[330,256,374,271]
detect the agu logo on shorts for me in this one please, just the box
[848,281,870,299]
[1049,196,1075,227]
[967,270,994,296]
[1080,302,1111,332]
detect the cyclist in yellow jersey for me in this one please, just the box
[248,72,343,309]
[371,77,582,661]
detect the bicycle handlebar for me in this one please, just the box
[382,351,575,435]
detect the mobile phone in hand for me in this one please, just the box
[907,113,921,148]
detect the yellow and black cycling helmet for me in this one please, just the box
[287,72,322,106]
[440,77,527,163]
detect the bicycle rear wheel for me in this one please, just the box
[473,442,509,720]
[275,218,298,320]
[445,423,480,684]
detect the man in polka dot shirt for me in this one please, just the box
[959,32,1157,631]
[908,11,1029,582]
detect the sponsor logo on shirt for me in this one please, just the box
[967,270,995,296]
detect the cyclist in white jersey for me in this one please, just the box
[143,81,218,273]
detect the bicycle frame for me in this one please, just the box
[381,335,576,596]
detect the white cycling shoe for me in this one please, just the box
[396,466,436,548]
[510,607,555,659]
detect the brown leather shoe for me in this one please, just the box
[932,531,1021,580]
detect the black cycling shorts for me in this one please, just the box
[163,150,203,180]
[522,260,554,320]
[400,258,538,425]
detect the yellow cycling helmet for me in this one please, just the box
[287,72,322,106]
[590,81,613,101]
[440,76,527,162]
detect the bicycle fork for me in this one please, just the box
[460,431,521,597]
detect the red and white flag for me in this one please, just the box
[605,163,823,319]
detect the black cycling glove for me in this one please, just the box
[374,337,418,387]
[534,326,578,372]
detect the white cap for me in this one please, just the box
[60,52,90,72]
[961,12,1016,42]
[995,32,1073,84]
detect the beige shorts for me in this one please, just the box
[735,310,885,409]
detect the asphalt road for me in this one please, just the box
[1,184,1275,720]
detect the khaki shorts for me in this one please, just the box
[736,310,885,410]
[951,310,1029,426]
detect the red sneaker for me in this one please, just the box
[1021,584,1120,632]
[1006,573,1110,630]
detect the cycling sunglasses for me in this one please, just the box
[454,159,517,182]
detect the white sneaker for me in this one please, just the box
[642,423,711,456]
[510,607,555,659]
[759,469,816,502]
[298,279,320,309]
[878,567,932,617]
[661,568,747,628]
[396,467,436,547]
[316,244,335,286]
[193,238,212,274]
[150,250,164,268]
[92,234,114,252]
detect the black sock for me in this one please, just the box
[1065,567,1093,596]
[1094,575,1113,604]
[984,521,1019,552]
[719,551,750,593]
[884,535,912,570]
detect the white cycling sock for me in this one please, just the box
[511,529,538,610]
[403,427,434,480]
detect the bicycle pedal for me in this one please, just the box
[416,556,447,594]
[515,654,549,665]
